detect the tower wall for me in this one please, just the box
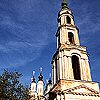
[49,0,100,100]
[52,2,92,84]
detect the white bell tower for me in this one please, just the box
[48,0,100,100]
[52,0,92,85]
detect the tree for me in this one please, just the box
[0,70,30,100]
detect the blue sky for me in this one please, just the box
[0,0,100,86]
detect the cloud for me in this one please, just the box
[0,0,51,69]
[0,26,49,68]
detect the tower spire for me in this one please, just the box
[31,71,36,83]
[62,0,68,9]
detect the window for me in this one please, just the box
[66,16,71,24]
[68,32,74,44]
[72,55,81,80]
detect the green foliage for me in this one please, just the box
[0,70,30,100]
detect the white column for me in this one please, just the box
[75,30,80,45]
[66,29,69,44]
[85,59,92,81]
[63,53,66,79]
[68,56,74,80]
[57,58,59,81]
[64,55,69,80]
[53,61,56,84]
[80,58,87,80]
[62,51,64,79]
[52,66,54,85]
[60,27,63,44]
[59,52,62,79]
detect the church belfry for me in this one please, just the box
[52,0,92,84]
[49,0,100,99]
[57,0,80,47]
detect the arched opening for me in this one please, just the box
[72,55,81,80]
[66,16,71,24]
[68,32,74,44]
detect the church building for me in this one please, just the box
[30,0,100,100]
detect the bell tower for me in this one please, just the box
[52,0,92,85]
[57,0,80,48]
[48,0,100,99]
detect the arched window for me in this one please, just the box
[68,32,74,44]
[66,16,71,24]
[72,55,81,80]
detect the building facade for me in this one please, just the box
[30,0,100,100]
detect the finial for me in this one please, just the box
[62,0,68,9]
[40,67,42,74]
[33,71,35,76]
[31,71,36,83]
[49,73,51,79]
[46,79,49,84]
